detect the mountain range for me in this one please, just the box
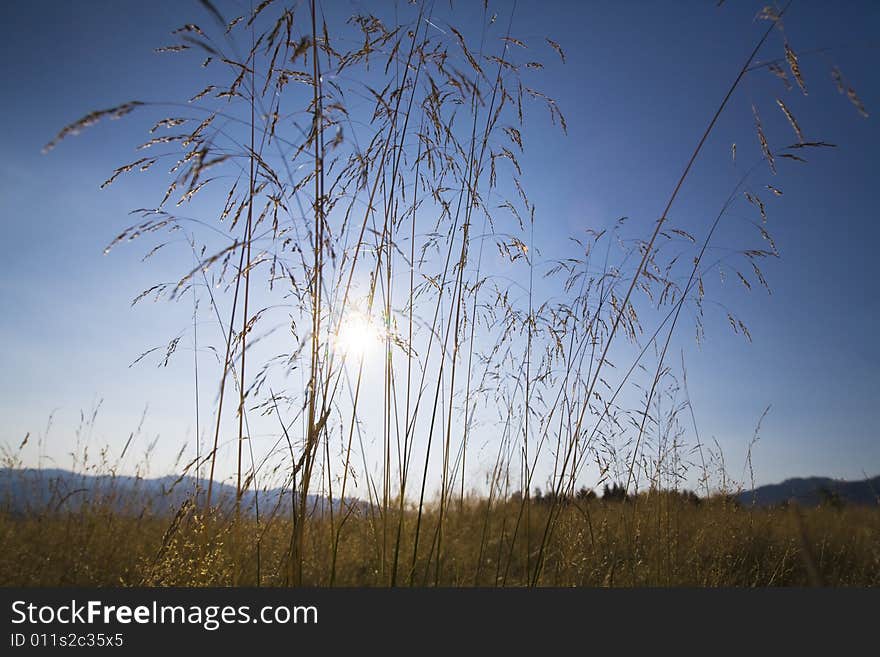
[735,475,880,507]
[1,468,877,514]
[0,467,345,516]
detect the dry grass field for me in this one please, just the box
[3,1,877,589]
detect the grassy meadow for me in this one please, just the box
[2,489,878,586]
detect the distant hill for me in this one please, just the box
[0,468,351,516]
[4,468,878,514]
[736,475,880,507]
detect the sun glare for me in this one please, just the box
[333,312,383,359]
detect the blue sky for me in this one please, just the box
[1,0,878,493]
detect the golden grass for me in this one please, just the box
[26,0,876,591]
[2,495,877,587]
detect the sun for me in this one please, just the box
[332,311,384,359]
